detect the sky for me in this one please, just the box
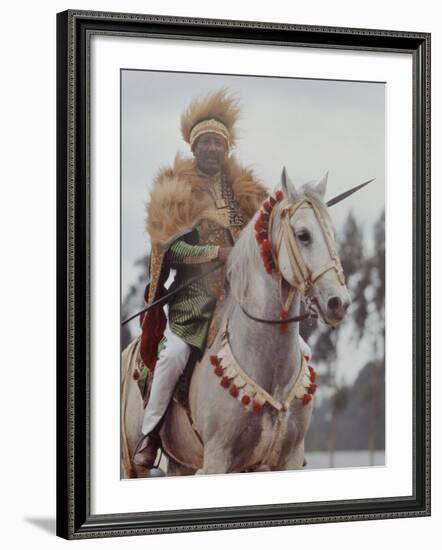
[121,69,385,385]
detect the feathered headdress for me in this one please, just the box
[180,88,240,150]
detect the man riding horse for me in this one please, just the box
[132,89,309,469]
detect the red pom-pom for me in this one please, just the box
[256,234,264,244]
[210,355,219,366]
[279,310,289,333]
[275,190,284,201]
[255,217,268,232]
[214,364,223,377]
[308,383,317,395]
[302,394,312,405]
[263,200,271,211]
[308,365,316,383]
[221,376,230,388]
[241,394,251,406]
[303,353,310,361]
[132,369,140,380]
[253,401,263,414]
[229,385,238,398]
[261,239,272,253]
[260,210,269,220]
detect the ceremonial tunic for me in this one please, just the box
[140,155,267,370]
[163,169,246,352]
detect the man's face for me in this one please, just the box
[192,132,227,175]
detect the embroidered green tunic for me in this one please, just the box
[155,169,250,354]
[164,237,220,352]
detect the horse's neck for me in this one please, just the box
[227,271,302,397]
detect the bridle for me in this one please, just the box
[273,198,345,292]
[239,195,346,327]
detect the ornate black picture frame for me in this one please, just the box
[56,9,430,539]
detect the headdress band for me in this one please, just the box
[189,118,231,149]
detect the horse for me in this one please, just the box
[121,168,351,477]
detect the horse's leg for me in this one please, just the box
[202,439,233,475]
[276,439,306,471]
[166,455,197,477]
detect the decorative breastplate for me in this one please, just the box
[196,171,246,299]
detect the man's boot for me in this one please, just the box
[132,431,161,469]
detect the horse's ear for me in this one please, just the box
[314,171,328,199]
[280,166,297,199]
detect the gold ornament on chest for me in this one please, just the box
[204,172,245,226]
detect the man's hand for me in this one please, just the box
[217,246,232,264]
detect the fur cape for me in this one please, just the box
[146,155,268,246]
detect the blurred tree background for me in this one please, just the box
[122,210,386,463]
[301,209,385,463]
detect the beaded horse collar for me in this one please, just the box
[210,319,317,414]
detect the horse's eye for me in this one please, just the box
[296,230,311,245]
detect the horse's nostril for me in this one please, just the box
[327,296,342,311]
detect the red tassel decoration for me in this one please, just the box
[214,365,223,377]
[308,365,316,383]
[302,394,312,405]
[280,309,289,334]
[260,210,270,221]
[210,355,219,366]
[241,395,251,406]
[261,239,272,253]
[255,218,268,232]
[132,369,140,381]
[253,401,263,414]
[229,385,238,398]
[275,190,284,201]
[308,383,317,395]
[263,200,271,211]
[221,376,230,388]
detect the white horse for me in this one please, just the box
[121,169,351,477]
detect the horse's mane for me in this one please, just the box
[225,182,333,307]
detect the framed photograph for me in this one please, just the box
[56,10,430,539]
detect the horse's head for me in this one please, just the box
[271,168,351,326]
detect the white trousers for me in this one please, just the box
[141,321,192,435]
